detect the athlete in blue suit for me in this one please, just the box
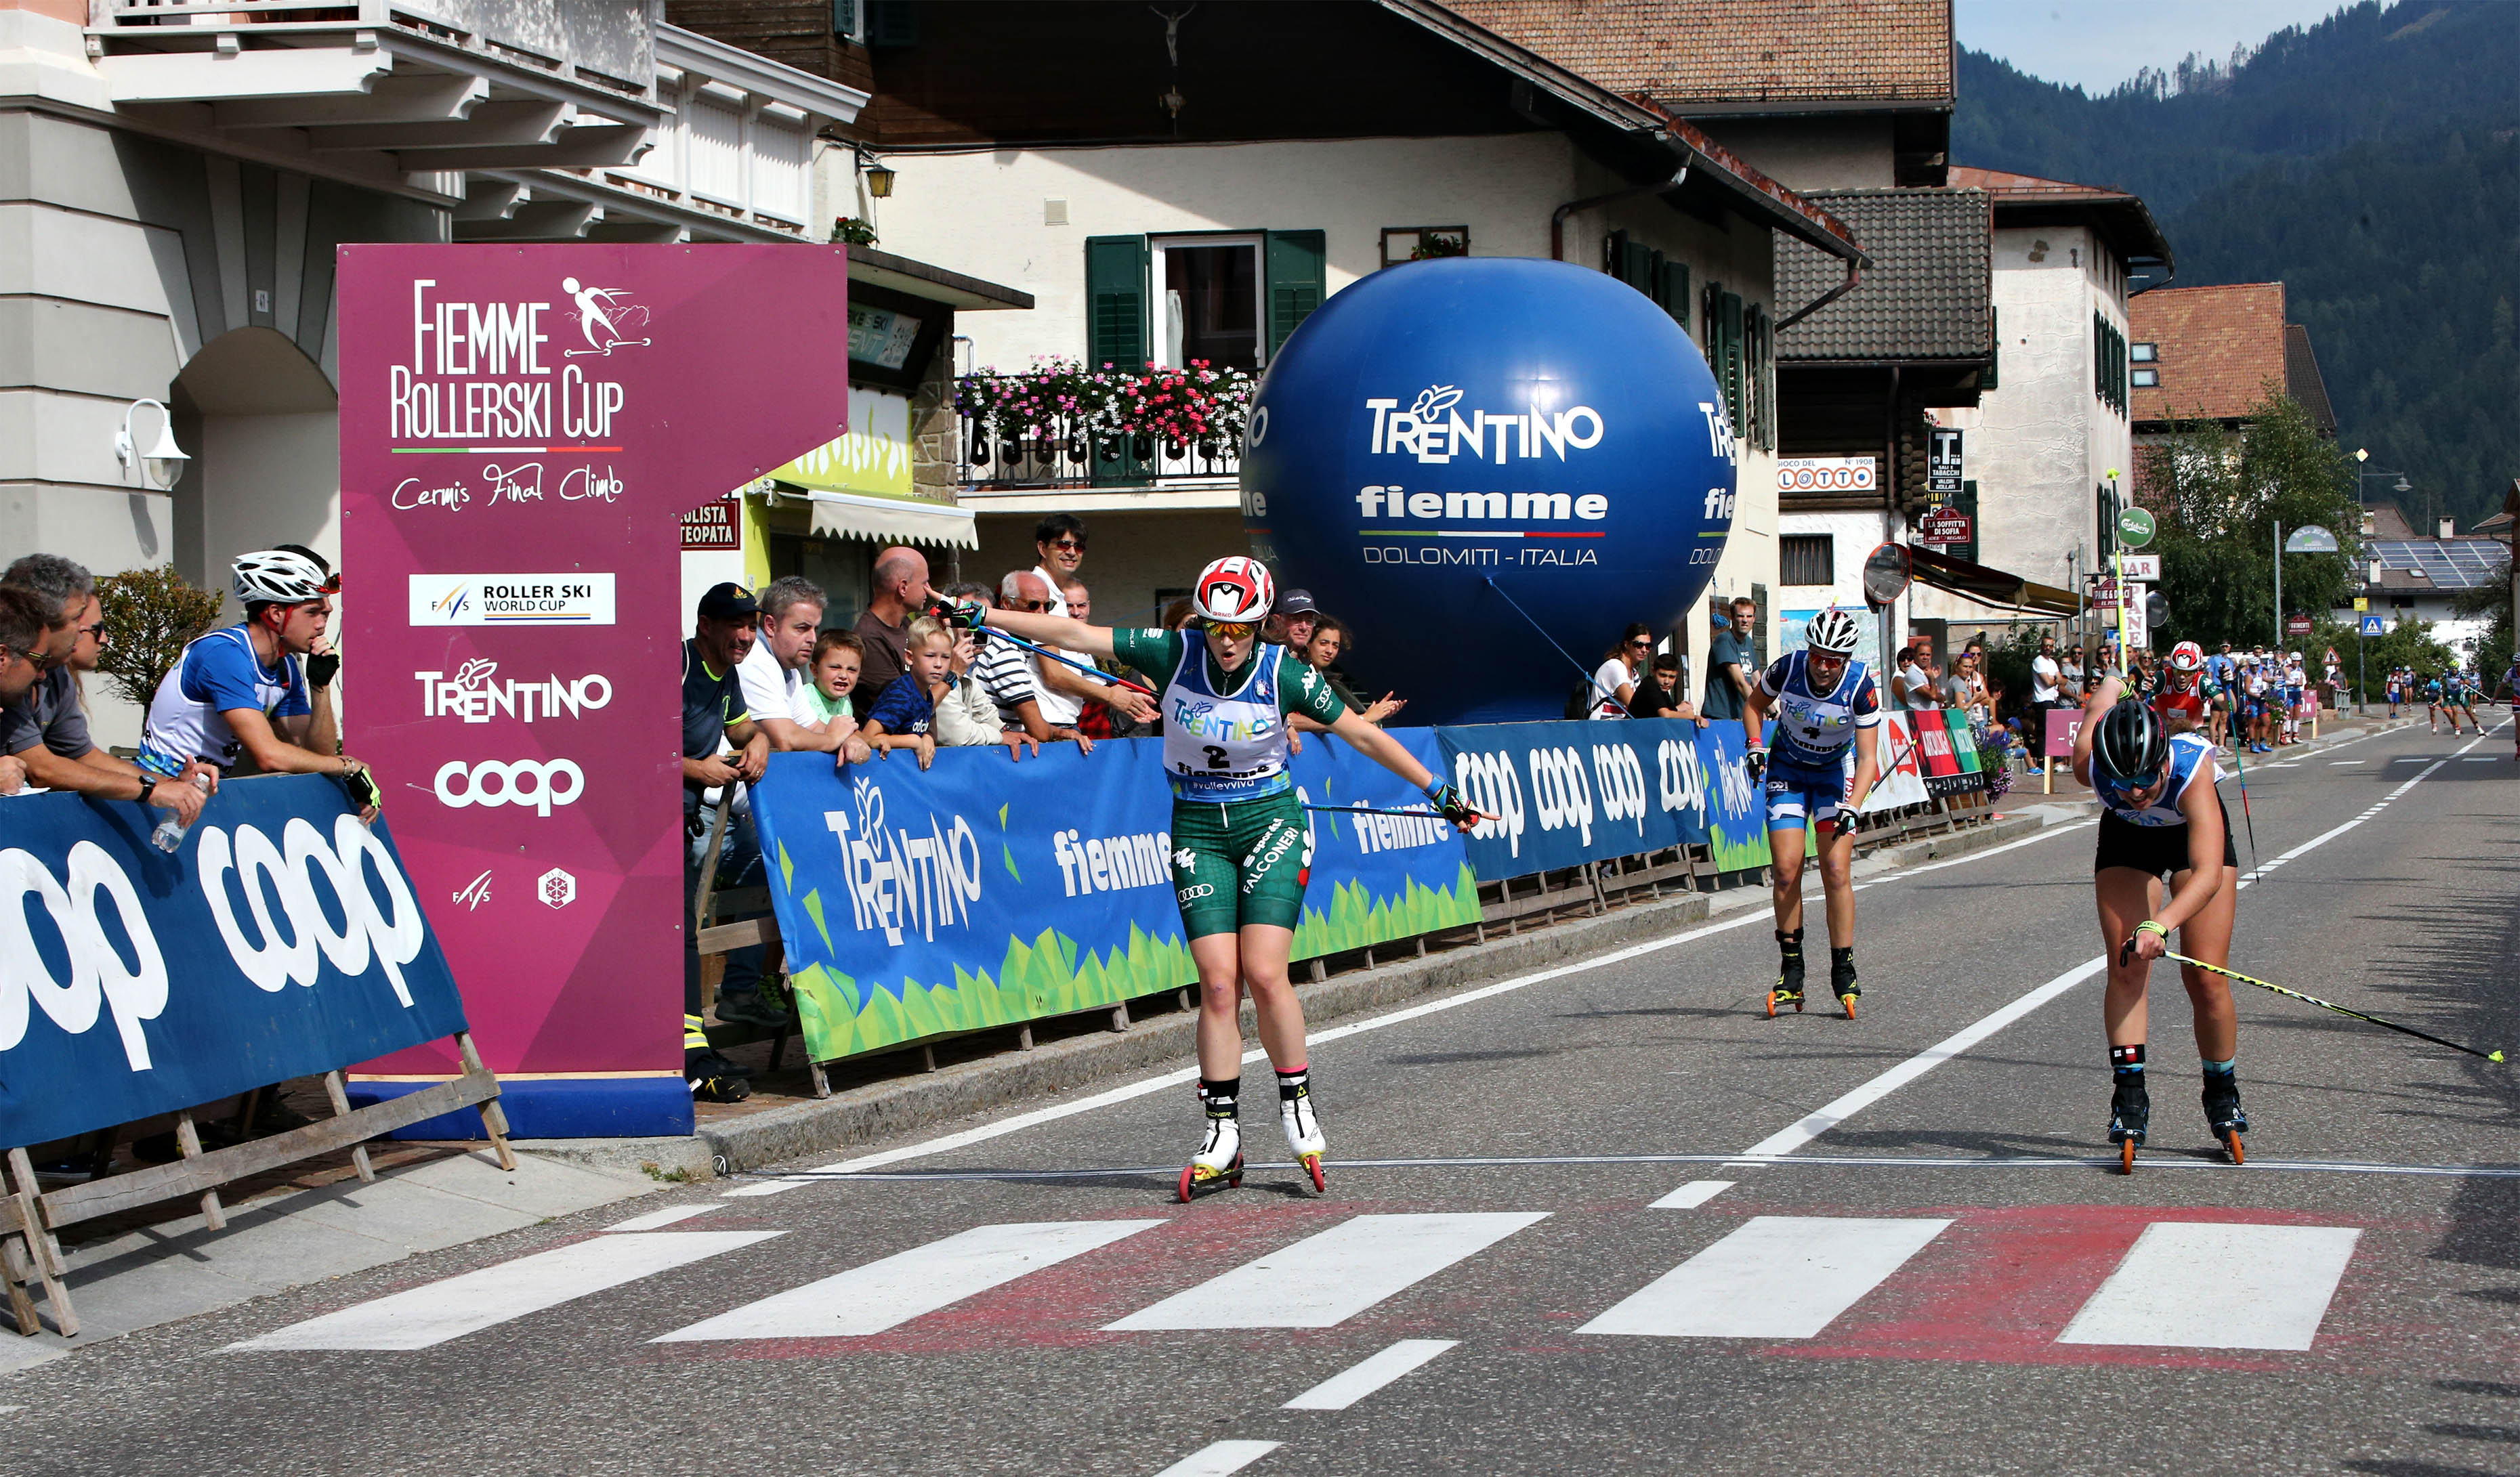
[1741,608,1883,1018]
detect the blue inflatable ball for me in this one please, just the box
[1241,257,1737,725]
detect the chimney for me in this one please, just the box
[2439,517,2457,538]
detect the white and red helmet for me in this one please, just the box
[2168,641,2204,673]
[1803,607,1862,656]
[1192,556,1276,625]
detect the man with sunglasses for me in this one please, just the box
[0,555,217,823]
[1025,515,1154,731]
[141,550,371,802]
[1741,608,1882,1019]
[0,584,70,796]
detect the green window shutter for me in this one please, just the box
[1085,234,1148,371]
[1265,230,1326,360]
[1658,260,1692,338]
[1625,240,1657,295]
[1982,305,1999,390]
[833,0,856,35]
[1746,303,1773,451]
[1720,287,1746,434]
[1958,478,1979,563]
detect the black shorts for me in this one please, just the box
[2095,803,2238,879]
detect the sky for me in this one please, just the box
[1952,0,2357,94]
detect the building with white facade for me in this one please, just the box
[2,0,867,741]
[1903,167,2173,656]
[741,0,1886,704]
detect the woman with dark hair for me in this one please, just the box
[1301,617,1404,725]
[1588,622,1652,719]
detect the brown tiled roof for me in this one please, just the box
[1948,165,2174,274]
[1776,188,1989,360]
[2284,323,2336,433]
[2128,282,2288,425]
[1435,0,1952,107]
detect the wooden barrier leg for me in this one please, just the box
[807,1057,831,1099]
[455,1033,518,1172]
[320,1072,376,1184]
[1,1235,41,1336]
[5,1149,75,1337]
[172,1112,226,1231]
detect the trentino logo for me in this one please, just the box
[1365,385,1605,465]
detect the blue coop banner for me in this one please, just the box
[749,731,1479,1064]
[0,777,469,1150]
[1435,718,1773,878]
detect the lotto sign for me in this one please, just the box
[1776,456,1877,494]
[339,244,850,1130]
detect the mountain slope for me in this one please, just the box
[1954,1,2520,527]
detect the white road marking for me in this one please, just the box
[2057,1222,2361,1350]
[2329,760,2361,765]
[1731,956,2106,1162]
[1281,1339,1460,1410]
[603,1203,723,1232]
[652,1220,1162,1342]
[1579,1216,1952,1339]
[1655,727,2459,1190]
[229,1232,780,1351]
[1106,1213,1547,1331]
[1650,1179,1737,1210]
[1152,1440,1281,1477]
[729,819,2098,1196]
[2461,756,2498,761]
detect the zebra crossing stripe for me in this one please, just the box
[1650,1180,1736,1210]
[1578,1216,1952,1340]
[1282,1339,1459,1410]
[229,1231,782,1351]
[653,1220,1164,1342]
[1152,1441,1281,1476]
[604,1203,723,1232]
[1106,1213,1549,1331]
[2056,1222,2361,1350]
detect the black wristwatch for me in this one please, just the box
[135,775,157,807]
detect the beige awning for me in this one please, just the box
[800,488,978,550]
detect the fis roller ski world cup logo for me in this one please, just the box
[822,777,984,947]
[0,817,429,1073]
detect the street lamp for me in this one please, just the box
[2275,521,2336,651]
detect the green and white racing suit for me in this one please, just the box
[1110,628,1348,939]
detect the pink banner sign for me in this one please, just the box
[2042,706,2085,759]
[339,245,848,1126]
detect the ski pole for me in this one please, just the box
[2161,949,2506,1064]
[2227,744,2261,875]
[933,602,1156,698]
[1303,802,1494,824]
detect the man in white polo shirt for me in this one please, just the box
[736,575,858,763]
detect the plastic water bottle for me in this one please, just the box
[149,771,212,853]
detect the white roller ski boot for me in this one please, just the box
[1178,1085,1243,1203]
[1279,1071,1327,1194]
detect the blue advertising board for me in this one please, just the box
[749,730,1480,1064]
[0,776,471,1151]
[1437,718,1773,879]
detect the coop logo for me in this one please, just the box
[0,818,427,1075]
[433,758,585,816]
[407,574,616,626]
[824,777,982,947]
[1053,827,1174,897]
[415,660,614,724]
[1365,385,1604,465]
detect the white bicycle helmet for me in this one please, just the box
[232,549,330,605]
[1192,556,1276,624]
[2168,641,2204,673]
[1803,607,1862,656]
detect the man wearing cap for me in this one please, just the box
[683,583,774,1075]
[1264,588,1321,654]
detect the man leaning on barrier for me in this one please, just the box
[0,584,72,794]
[140,549,375,819]
[681,582,774,1091]
[1,555,217,823]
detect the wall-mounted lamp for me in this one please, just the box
[856,146,896,198]
[114,398,188,489]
